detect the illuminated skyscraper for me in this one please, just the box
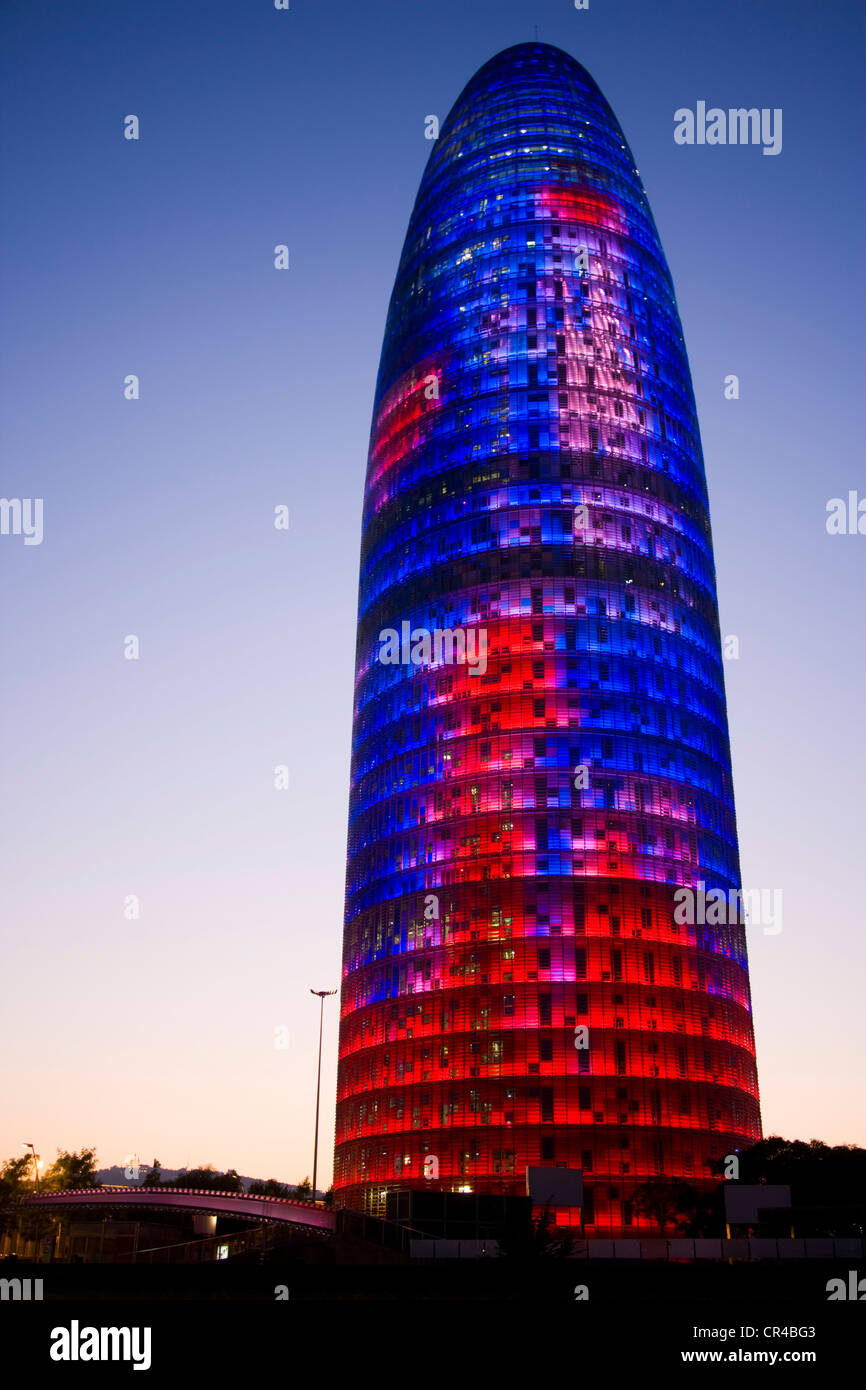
[334,42,761,1232]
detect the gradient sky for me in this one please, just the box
[1,0,863,1187]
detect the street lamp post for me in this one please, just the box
[310,989,337,1203]
[23,1142,41,1262]
[23,1142,40,1191]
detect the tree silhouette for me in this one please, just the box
[498,1203,577,1259]
[142,1159,162,1188]
[631,1179,698,1234]
[173,1165,243,1193]
[729,1136,866,1236]
[249,1178,292,1197]
[0,1157,33,1241]
[44,1148,100,1190]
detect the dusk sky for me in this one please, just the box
[1,0,863,1186]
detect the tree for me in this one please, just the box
[249,1178,291,1198]
[498,1204,577,1259]
[223,1169,244,1194]
[681,1182,725,1238]
[141,1160,161,1188]
[294,1176,313,1199]
[0,1156,32,1202]
[729,1137,866,1236]
[322,1185,335,1208]
[174,1166,243,1194]
[0,1157,34,1241]
[0,1155,46,1252]
[631,1179,698,1235]
[44,1148,100,1191]
[0,1152,81,1256]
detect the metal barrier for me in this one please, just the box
[409,1236,866,1261]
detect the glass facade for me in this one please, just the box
[334,42,761,1232]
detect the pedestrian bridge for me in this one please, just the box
[24,1187,336,1232]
